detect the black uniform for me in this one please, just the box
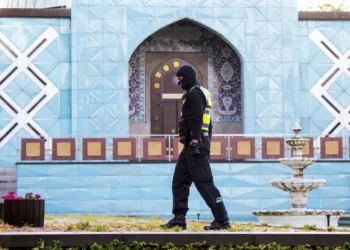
[161,65,230,230]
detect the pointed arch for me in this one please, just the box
[127,17,245,64]
[128,18,243,135]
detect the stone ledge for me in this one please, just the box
[299,11,350,20]
[0,8,70,18]
[252,210,344,216]
[1,232,350,248]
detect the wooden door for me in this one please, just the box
[163,100,182,135]
[150,56,206,135]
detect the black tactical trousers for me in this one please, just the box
[172,135,229,223]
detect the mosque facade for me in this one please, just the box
[0,1,349,221]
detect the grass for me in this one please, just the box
[44,215,54,220]
[0,214,348,233]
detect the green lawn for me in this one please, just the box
[0,215,347,232]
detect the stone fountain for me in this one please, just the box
[252,124,344,228]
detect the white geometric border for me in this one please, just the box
[0,27,59,149]
[309,29,350,137]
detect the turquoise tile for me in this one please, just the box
[110,176,141,188]
[320,198,349,210]
[268,8,281,21]
[48,165,78,176]
[60,18,71,26]
[17,177,48,189]
[255,8,268,21]
[299,119,310,134]
[139,200,172,213]
[158,0,186,6]
[307,198,320,209]
[46,201,78,213]
[47,189,79,201]
[18,165,48,177]
[60,90,72,118]
[60,119,72,137]
[323,175,348,187]
[231,175,260,187]
[78,188,110,200]
[78,164,109,176]
[79,165,110,180]
[139,176,172,188]
[139,164,172,176]
[282,0,297,8]
[318,162,349,175]
[140,188,171,200]
[110,200,140,213]
[259,163,291,175]
[76,6,89,21]
[260,198,290,210]
[244,117,256,133]
[227,199,261,211]
[78,200,112,213]
[110,188,144,201]
[109,164,139,175]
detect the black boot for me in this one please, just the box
[160,215,187,230]
[204,220,231,230]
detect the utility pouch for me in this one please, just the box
[178,119,189,136]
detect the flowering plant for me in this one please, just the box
[1,191,41,200]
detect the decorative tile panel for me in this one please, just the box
[21,138,45,161]
[113,138,136,160]
[83,138,106,160]
[320,137,343,159]
[143,138,166,160]
[52,138,76,160]
[262,137,284,159]
[308,29,350,137]
[209,137,226,160]
[232,137,255,160]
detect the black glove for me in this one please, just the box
[180,136,186,144]
[190,141,201,157]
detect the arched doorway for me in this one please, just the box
[129,19,242,135]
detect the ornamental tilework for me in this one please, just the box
[0,18,71,167]
[129,20,242,123]
[300,21,350,137]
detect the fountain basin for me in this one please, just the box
[271,179,326,191]
[285,138,310,147]
[278,157,316,168]
[252,210,344,228]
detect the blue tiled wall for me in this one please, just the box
[70,0,299,137]
[0,18,71,168]
[17,161,350,221]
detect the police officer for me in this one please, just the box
[161,65,230,230]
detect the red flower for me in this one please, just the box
[1,191,42,200]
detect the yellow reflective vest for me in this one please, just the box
[182,85,212,132]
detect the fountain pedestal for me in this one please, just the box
[252,125,344,228]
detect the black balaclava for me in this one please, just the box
[176,65,197,91]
